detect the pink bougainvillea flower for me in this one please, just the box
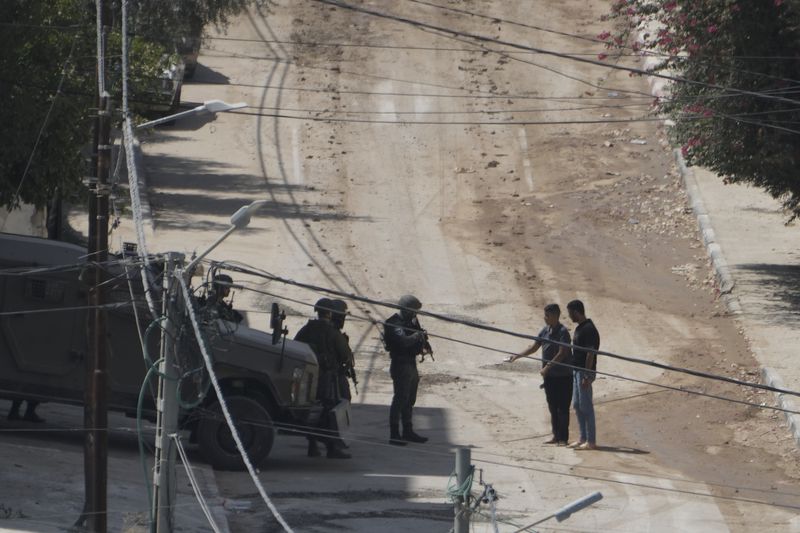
[597,30,611,40]
[598,53,608,60]
[708,24,718,34]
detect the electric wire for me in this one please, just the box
[213,261,800,400]
[309,0,800,107]
[175,272,294,532]
[231,282,800,416]
[96,0,105,95]
[172,434,223,533]
[181,408,800,512]
[121,0,158,318]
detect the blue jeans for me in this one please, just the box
[572,371,596,444]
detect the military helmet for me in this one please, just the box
[329,299,348,316]
[398,294,422,310]
[314,298,333,314]
[213,274,233,291]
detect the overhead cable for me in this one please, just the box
[175,273,294,533]
[171,434,224,533]
[310,0,800,107]
[217,261,800,399]
[121,0,158,318]
[234,283,800,416]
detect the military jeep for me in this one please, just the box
[0,233,319,470]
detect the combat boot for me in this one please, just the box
[389,428,407,446]
[402,427,428,443]
[326,446,351,459]
[307,438,321,457]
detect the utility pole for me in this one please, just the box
[454,447,471,533]
[89,91,112,533]
[84,0,112,529]
[152,253,182,532]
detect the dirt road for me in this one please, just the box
[126,0,800,530]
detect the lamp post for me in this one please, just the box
[512,492,603,532]
[152,199,267,532]
[135,99,247,130]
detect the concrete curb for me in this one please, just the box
[673,150,800,448]
[761,367,800,446]
[673,152,741,314]
[202,468,232,533]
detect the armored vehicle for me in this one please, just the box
[0,233,319,470]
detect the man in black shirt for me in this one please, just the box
[510,303,573,445]
[567,300,600,450]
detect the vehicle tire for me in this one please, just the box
[197,395,275,471]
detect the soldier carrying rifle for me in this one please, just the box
[384,294,432,446]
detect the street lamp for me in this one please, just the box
[135,99,247,130]
[184,199,269,275]
[512,492,603,532]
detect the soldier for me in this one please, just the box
[329,299,356,401]
[203,274,243,323]
[294,298,351,459]
[384,294,431,446]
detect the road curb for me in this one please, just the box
[673,151,800,448]
[761,366,800,446]
[673,151,740,314]
[202,468,233,533]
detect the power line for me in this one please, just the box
[233,282,800,417]
[402,0,800,86]
[215,261,800,400]
[229,107,800,134]
[176,273,293,532]
[309,0,800,107]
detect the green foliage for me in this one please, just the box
[0,0,261,211]
[0,0,96,209]
[602,0,800,220]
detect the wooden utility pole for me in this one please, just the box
[85,0,112,529]
[89,90,112,533]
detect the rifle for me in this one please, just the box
[342,332,358,395]
[420,329,434,363]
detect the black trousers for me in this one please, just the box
[543,375,573,442]
[309,370,344,450]
[390,362,419,431]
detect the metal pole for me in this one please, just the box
[89,91,112,533]
[153,253,181,532]
[455,447,471,533]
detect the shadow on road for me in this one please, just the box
[190,63,231,85]
[734,263,800,324]
[139,152,371,231]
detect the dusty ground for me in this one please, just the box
[91,0,800,531]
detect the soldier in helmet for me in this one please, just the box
[205,274,243,323]
[384,294,432,446]
[294,298,351,459]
